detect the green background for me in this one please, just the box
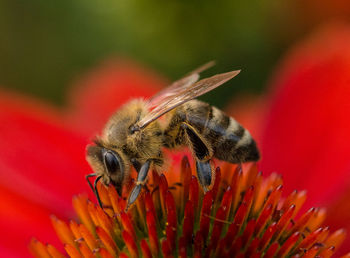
[0,0,313,107]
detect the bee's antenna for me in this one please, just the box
[94,175,103,208]
[85,173,97,193]
[85,173,103,208]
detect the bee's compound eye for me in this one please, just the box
[104,151,120,174]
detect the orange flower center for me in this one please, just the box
[30,157,347,257]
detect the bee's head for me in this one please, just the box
[86,143,127,196]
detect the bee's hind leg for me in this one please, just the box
[181,122,214,192]
[196,160,213,192]
[127,159,151,210]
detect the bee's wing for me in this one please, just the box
[137,69,240,129]
[148,61,216,106]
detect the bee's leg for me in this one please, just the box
[127,159,151,210]
[195,160,212,192]
[181,122,213,191]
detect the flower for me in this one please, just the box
[229,22,350,207]
[260,23,350,255]
[1,24,350,256]
[228,23,350,254]
[29,157,347,257]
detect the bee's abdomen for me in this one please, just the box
[212,115,260,163]
[184,100,260,163]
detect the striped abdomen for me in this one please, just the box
[165,100,260,163]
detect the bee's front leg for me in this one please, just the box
[181,122,214,192]
[127,159,151,209]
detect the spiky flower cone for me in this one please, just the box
[30,157,347,257]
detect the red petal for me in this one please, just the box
[146,211,159,256]
[119,253,129,258]
[211,167,221,201]
[145,191,157,216]
[141,239,152,258]
[161,239,172,258]
[0,90,92,255]
[159,174,169,215]
[0,185,60,257]
[260,24,350,228]
[67,58,166,135]
[276,232,300,257]
[178,237,187,258]
[189,176,199,216]
[122,230,138,258]
[259,223,277,251]
[263,242,278,258]
[223,223,239,250]
[182,200,194,247]
[179,155,192,215]
[245,237,259,257]
[255,204,273,236]
[120,212,137,243]
[165,224,176,252]
[199,191,213,242]
[325,188,350,254]
[0,90,91,211]
[242,219,256,247]
[165,191,177,250]
[193,232,203,257]
[207,186,234,254]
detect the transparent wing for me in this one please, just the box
[148,61,216,106]
[136,69,241,129]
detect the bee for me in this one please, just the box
[86,61,260,209]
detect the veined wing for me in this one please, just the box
[136,69,240,129]
[148,61,216,107]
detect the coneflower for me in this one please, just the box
[29,157,347,258]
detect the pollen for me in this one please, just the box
[29,156,348,257]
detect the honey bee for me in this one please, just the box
[86,61,260,209]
